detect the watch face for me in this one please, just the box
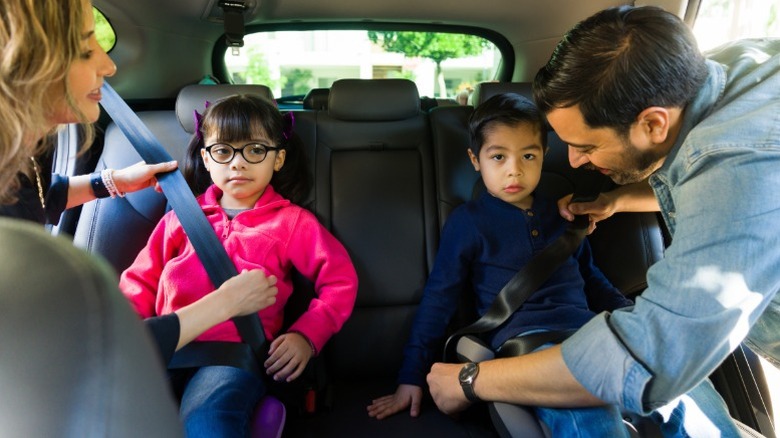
[459,362,477,382]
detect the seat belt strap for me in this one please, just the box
[99,82,267,362]
[444,213,589,361]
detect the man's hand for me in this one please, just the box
[426,362,472,415]
[558,180,659,232]
[557,192,617,234]
[367,384,424,419]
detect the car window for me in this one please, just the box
[693,0,780,51]
[224,29,502,103]
[93,7,116,53]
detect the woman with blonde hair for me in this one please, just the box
[0,0,278,367]
[0,0,177,223]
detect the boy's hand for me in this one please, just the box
[367,384,423,419]
[264,332,313,382]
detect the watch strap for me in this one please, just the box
[460,362,480,402]
[461,379,480,402]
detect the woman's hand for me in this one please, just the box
[112,160,178,194]
[217,269,278,318]
[264,332,313,382]
[175,269,277,351]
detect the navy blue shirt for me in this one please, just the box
[397,192,633,387]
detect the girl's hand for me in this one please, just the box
[112,160,178,194]
[264,332,313,382]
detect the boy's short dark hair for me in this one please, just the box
[468,93,547,157]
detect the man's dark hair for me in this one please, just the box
[533,6,708,134]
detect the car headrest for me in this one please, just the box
[176,84,275,133]
[471,82,533,107]
[0,218,182,437]
[328,79,420,121]
[303,88,330,110]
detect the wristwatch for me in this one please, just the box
[458,362,480,402]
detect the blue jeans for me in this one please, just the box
[520,337,629,437]
[651,378,741,437]
[521,335,739,437]
[177,366,265,438]
[534,404,629,438]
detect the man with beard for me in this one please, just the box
[425,5,780,431]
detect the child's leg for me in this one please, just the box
[534,404,630,438]
[650,378,741,438]
[180,365,265,438]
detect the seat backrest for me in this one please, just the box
[0,219,182,437]
[73,84,275,275]
[310,78,439,380]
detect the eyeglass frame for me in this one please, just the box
[203,142,281,164]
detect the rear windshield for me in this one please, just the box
[693,0,780,51]
[224,29,502,103]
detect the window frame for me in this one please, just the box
[211,22,515,96]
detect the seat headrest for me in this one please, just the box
[0,218,182,436]
[176,84,275,133]
[471,82,533,107]
[328,79,420,121]
[303,88,330,110]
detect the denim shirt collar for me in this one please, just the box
[649,60,725,234]
[656,60,725,179]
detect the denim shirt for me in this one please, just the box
[561,39,780,415]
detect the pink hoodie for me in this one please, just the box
[120,184,357,354]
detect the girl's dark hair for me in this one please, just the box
[533,6,708,135]
[468,92,547,157]
[182,94,310,205]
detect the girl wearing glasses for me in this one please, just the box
[120,94,358,437]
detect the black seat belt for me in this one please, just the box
[444,212,589,362]
[99,82,267,363]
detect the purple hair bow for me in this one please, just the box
[282,111,295,141]
[192,100,211,140]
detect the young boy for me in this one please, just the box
[367,93,633,435]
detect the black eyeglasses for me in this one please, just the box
[203,142,280,164]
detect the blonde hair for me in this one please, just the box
[0,0,95,204]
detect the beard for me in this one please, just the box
[585,137,665,185]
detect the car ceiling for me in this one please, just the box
[93,0,694,100]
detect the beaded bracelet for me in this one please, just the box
[101,169,125,198]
